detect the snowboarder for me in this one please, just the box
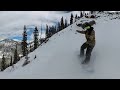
[76,25,95,64]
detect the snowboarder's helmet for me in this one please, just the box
[84,22,91,30]
[86,22,91,27]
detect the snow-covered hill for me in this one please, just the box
[0,12,120,79]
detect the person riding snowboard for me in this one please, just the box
[76,24,96,64]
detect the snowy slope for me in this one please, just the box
[1,13,120,79]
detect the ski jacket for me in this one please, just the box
[77,30,95,46]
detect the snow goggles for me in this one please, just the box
[85,26,91,30]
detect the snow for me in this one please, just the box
[0,12,120,79]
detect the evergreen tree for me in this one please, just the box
[18,54,20,61]
[10,56,13,66]
[75,14,78,22]
[70,13,73,25]
[50,25,55,35]
[57,22,61,32]
[65,19,68,28]
[52,25,56,34]
[46,24,49,38]
[54,26,57,33]
[34,26,39,50]
[80,11,83,18]
[49,26,53,36]
[91,11,94,14]
[61,16,64,30]
[21,25,27,56]
[13,44,18,64]
[30,44,32,52]
[85,13,87,18]
[1,54,6,71]
[40,25,43,43]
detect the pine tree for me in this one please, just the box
[48,27,50,37]
[13,44,18,64]
[1,54,6,71]
[51,25,56,34]
[53,25,56,34]
[91,11,93,14]
[61,16,64,30]
[41,25,42,37]
[21,25,27,56]
[10,56,13,66]
[57,22,61,32]
[70,13,73,25]
[49,26,53,37]
[80,11,83,18]
[54,25,57,33]
[22,49,29,67]
[30,44,32,52]
[18,55,20,61]
[65,19,68,28]
[34,26,39,50]
[46,24,49,38]
[40,25,43,44]
[85,13,87,18]
[75,14,78,22]
[51,26,53,35]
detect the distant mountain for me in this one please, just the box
[0,38,22,58]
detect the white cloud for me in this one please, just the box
[0,11,64,36]
[0,11,89,39]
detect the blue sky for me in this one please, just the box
[8,25,46,42]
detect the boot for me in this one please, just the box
[80,49,84,58]
[81,57,90,64]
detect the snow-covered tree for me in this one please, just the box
[1,54,6,71]
[34,27,39,50]
[21,25,27,56]
[61,16,64,30]
[70,13,73,25]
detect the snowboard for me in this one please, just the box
[80,56,94,72]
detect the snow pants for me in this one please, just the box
[80,42,94,63]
